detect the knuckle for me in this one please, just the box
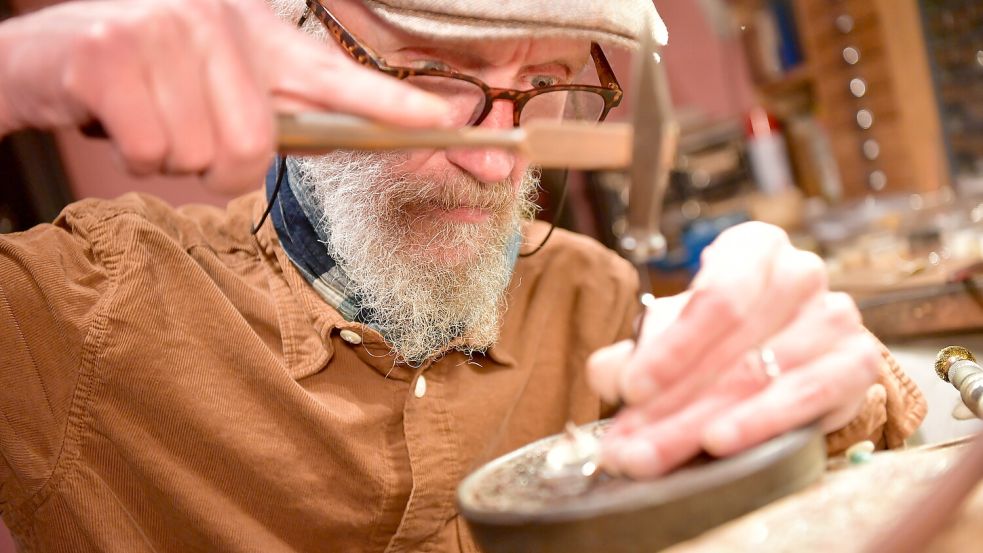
[60,59,91,106]
[721,221,789,246]
[82,20,132,50]
[689,286,744,327]
[796,250,826,277]
[226,131,273,163]
[169,146,214,174]
[786,249,828,291]
[156,5,188,38]
[840,334,883,383]
[856,340,883,380]
[120,135,167,171]
[800,380,838,408]
[825,292,862,329]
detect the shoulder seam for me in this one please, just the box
[26,218,120,515]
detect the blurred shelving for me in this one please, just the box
[729,0,952,199]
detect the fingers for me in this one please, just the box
[587,339,633,405]
[603,341,799,477]
[587,292,689,404]
[701,333,881,456]
[619,224,817,407]
[602,343,783,476]
[587,221,880,477]
[63,19,169,175]
[249,3,451,128]
[140,10,215,175]
[6,0,451,184]
[602,313,880,477]
[622,247,827,423]
[197,2,275,193]
[617,224,784,405]
[767,291,863,371]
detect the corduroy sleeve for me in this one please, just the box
[0,216,108,509]
[825,336,927,455]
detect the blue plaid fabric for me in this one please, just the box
[266,159,366,322]
[265,158,522,326]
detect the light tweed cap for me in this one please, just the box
[361,0,668,49]
[274,0,668,50]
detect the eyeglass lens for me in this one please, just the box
[403,75,606,127]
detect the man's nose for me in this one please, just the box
[445,100,517,184]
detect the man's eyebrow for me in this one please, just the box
[393,46,487,69]
[393,46,587,77]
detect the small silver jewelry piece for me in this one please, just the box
[540,422,602,494]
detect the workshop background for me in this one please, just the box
[2,0,983,551]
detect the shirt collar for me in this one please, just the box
[255,162,518,378]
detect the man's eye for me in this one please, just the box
[411,60,453,72]
[530,75,560,88]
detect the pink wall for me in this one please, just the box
[657,0,757,122]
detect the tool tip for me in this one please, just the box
[935,346,977,382]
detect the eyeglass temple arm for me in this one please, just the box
[303,0,386,70]
[590,43,622,93]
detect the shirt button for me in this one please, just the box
[414,375,427,398]
[339,329,362,345]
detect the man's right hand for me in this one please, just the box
[0,0,449,193]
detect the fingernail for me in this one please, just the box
[704,422,740,454]
[624,374,659,405]
[620,439,661,476]
[599,438,623,476]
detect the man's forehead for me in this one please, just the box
[276,0,668,51]
[374,31,592,70]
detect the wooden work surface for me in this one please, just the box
[666,439,978,552]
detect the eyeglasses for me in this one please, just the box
[299,0,623,128]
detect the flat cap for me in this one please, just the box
[273,0,668,50]
[361,0,668,49]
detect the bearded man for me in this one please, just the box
[0,0,924,551]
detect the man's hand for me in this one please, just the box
[587,222,881,478]
[0,0,448,193]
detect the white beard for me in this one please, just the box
[290,151,539,364]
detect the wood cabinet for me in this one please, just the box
[736,0,951,199]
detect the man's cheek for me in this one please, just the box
[395,149,442,174]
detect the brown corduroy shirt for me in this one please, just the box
[0,191,924,552]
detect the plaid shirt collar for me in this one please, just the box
[267,159,368,323]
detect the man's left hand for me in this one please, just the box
[587,222,882,478]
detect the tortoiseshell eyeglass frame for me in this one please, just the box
[299,0,624,128]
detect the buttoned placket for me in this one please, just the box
[261,217,508,551]
[386,359,464,552]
